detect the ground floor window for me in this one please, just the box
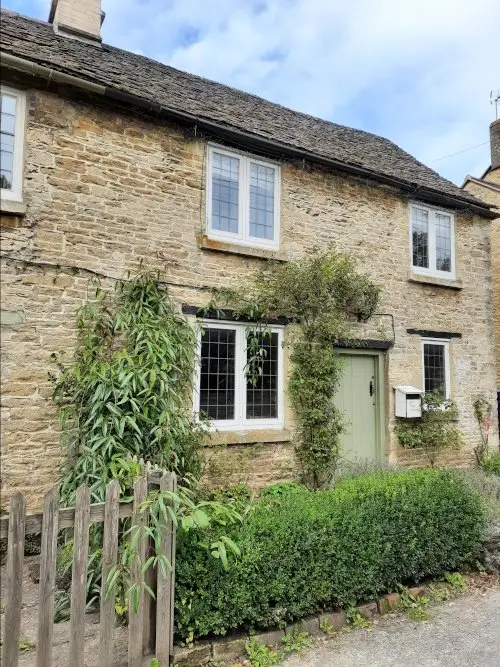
[422,338,450,398]
[195,321,284,429]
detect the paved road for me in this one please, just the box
[285,589,500,667]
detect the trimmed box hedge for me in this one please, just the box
[175,469,486,641]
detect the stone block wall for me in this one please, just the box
[463,170,500,387]
[1,85,498,508]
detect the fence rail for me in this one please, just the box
[1,471,177,667]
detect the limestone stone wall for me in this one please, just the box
[463,170,500,387]
[1,86,498,507]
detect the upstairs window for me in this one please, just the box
[422,339,450,398]
[195,321,284,429]
[206,145,280,250]
[1,86,26,203]
[411,204,455,278]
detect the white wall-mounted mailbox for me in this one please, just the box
[394,385,424,418]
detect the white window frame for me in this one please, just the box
[409,202,456,279]
[206,144,281,250]
[194,320,284,430]
[1,85,26,203]
[421,338,451,399]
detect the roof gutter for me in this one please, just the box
[1,51,105,94]
[1,51,496,220]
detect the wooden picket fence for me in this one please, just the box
[0,470,177,667]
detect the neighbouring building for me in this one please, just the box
[463,119,500,424]
[1,2,498,509]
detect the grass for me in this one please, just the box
[397,572,469,622]
[458,467,500,523]
[18,634,35,653]
[245,630,313,667]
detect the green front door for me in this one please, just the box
[334,353,380,462]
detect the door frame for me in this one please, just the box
[335,348,387,462]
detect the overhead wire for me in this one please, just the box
[430,141,489,163]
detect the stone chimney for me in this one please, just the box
[49,0,105,43]
[491,119,500,170]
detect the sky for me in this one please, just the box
[3,0,500,186]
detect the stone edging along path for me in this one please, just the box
[171,586,426,666]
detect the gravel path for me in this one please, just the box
[285,588,500,667]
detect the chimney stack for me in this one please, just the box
[491,119,500,171]
[49,0,105,43]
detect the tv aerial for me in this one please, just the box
[491,90,500,119]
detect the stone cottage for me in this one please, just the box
[462,119,500,424]
[1,1,498,508]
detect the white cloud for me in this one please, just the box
[10,0,500,184]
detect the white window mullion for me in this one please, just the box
[193,329,202,416]
[277,328,284,423]
[236,326,245,423]
[444,342,451,400]
[428,211,437,273]
[241,156,249,243]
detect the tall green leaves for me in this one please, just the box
[52,272,206,505]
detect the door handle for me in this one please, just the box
[369,379,374,396]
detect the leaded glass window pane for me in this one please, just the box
[199,328,236,420]
[246,332,279,419]
[423,343,446,394]
[435,213,452,272]
[249,162,275,240]
[412,207,429,268]
[0,93,17,192]
[211,152,239,234]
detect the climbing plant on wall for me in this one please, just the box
[51,270,207,505]
[394,391,463,467]
[208,248,380,488]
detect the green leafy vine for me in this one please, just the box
[206,248,380,488]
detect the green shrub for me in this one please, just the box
[482,452,500,477]
[175,469,485,641]
[258,482,306,498]
[458,467,500,523]
[202,484,253,505]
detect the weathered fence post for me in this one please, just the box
[169,474,177,655]
[128,476,148,667]
[2,492,26,667]
[154,472,175,664]
[142,470,159,657]
[36,487,60,667]
[99,480,120,667]
[69,485,91,667]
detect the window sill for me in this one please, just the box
[198,234,286,261]
[1,198,27,216]
[408,272,463,290]
[207,428,293,447]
